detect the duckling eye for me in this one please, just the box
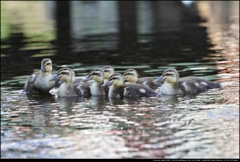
[46,63,51,66]
[104,70,109,72]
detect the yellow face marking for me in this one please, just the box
[124,70,138,83]
[102,67,114,79]
[89,69,104,83]
[163,71,177,84]
[110,75,124,87]
[57,68,75,83]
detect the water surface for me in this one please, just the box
[1,1,239,158]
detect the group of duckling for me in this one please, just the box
[24,58,221,98]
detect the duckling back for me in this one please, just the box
[157,68,221,95]
[75,81,91,98]
[137,77,162,90]
[178,77,221,94]
[123,84,158,98]
[24,71,55,94]
[105,73,158,98]
[124,69,161,90]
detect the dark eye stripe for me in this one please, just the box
[58,72,69,75]
[104,70,109,72]
[125,72,134,76]
[90,72,101,76]
[110,77,120,80]
[163,73,174,76]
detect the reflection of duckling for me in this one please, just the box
[83,69,106,96]
[124,69,161,90]
[102,73,158,98]
[24,58,56,94]
[155,68,221,95]
[50,67,90,97]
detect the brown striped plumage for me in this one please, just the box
[102,73,158,98]
[155,68,221,95]
[51,67,90,97]
[123,69,162,90]
[83,69,106,96]
[24,58,56,94]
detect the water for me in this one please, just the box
[1,1,239,159]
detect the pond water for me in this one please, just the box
[1,1,239,158]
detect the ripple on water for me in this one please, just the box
[1,79,239,158]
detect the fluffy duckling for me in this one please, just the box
[124,69,161,90]
[102,66,115,82]
[50,67,91,97]
[102,73,158,98]
[24,58,56,94]
[83,69,106,96]
[154,68,221,95]
[101,66,115,96]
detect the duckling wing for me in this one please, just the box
[178,77,220,94]
[137,77,162,90]
[123,84,157,97]
[24,72,40,93]
[108,87,124,98]
[75,77,84,83]
[103,86,110,97]
[74,82,91,97]
[137,77,154,89]
[188,77,221,89]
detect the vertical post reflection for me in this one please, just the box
[118,1,137,54]
[55,1,71,57]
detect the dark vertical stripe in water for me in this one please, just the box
[118,1,137,54]
[55,1,72,58]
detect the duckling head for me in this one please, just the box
[102,66,115,80]
[40,58,53,73]
[85,69,104,84]
[108,73,125,88]
[123,69,139,83]
[57,67,76,84]
[162,68,179,84]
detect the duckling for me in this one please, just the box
[102,66,115,82]
[124,69,161,90]
[101,66,115,96]
[102,73,158,98]
[50,67,91,97]
[24,58,56,94]
[154,68,221,95]
[83,69,106,96]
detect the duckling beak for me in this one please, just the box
[49,74,59,81]
[154,76,163,83]
[101,80,112,87]
[40,66,45,73]
[83,76,91,82]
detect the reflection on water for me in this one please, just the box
[1,1,239,159]
[1,1,221,83]
[1,88,238,158]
